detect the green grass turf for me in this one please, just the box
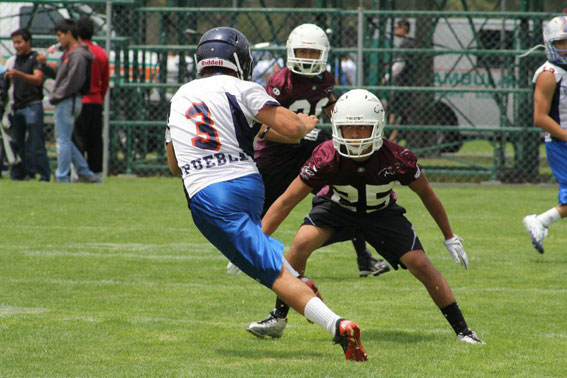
[1,177,566,377]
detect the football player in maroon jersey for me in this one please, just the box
[254,23,389,279]
[248,89,484,344]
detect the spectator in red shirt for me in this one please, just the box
[73,16,109,180]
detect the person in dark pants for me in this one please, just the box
[72,16,109,179]
[387,18,418,143]
[5,28,50,181]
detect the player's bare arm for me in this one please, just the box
[166,142,181,176]
[256,106,316,140]
[257,123,301,144]
[322,94,336,118]
[534,72,567,142]
[409,171,468,269]
[262,176,313,235]
[256,112,317,143]
[409,171,454,240]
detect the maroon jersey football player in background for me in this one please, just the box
[255,23,388,275]
[250,89,484,344]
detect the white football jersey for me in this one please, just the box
[168,74,279,198]
[533,62,567,143]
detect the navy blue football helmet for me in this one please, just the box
[195,27,253,81]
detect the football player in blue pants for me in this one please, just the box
[523,16,567,253]
[166,27,367,361]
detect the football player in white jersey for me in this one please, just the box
[166,27,368,361]
[523,16,567,254]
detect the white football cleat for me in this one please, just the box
[247,313,287,338]
[457,329,485,344]
[523,215,548,254]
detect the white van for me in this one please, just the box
[1,3,75,117]
[431,17,530,130]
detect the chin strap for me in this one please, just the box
[517,44,544,58]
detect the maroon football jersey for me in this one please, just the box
[254,68,335,166]
[264,67,334,114]
[299,140,421,213]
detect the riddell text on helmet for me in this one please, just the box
[201,59,224,66]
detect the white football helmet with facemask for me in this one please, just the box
[286,23,329,76]
[331,89,385,158]
[543,16,567,65]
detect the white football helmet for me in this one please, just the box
[286,23,329,76]
[331,89,385,158]
[543,16,567,65]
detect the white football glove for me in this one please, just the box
[227,261,242,275]
[443,234,468,270]
[303,128,321,141]
[164,127,172,144]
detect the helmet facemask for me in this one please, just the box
[332,123,384,158]
[331,89,385,159]
[286,24,329,77]
[287,47,328,76]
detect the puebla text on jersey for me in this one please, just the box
[300,140,421,214]
[167,74,279,198]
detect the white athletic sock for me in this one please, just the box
[537,207,561,228]
[303,297,341,335]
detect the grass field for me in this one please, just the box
[1,177,566,377]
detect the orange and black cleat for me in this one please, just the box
[333,319,368,362]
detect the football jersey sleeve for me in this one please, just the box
[298,141,337,189]
[168,94,191,129]
[265,71,289,103]
[241,81,280,121]
[392,146,421,185]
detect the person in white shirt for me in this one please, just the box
[165,26,368,362]
[523,16,567,254]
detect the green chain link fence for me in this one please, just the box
[0,2,562,182]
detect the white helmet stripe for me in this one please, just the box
[196,58,239,75]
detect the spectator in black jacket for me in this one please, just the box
[4,28,50,181]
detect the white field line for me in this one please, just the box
[4,241,226,261]
[537,333,567,339]
[4,277,253,290]
[2,310,566,340]
[0,305,50,317]
[7,242,213,252]
[19,250,223,261]
[3,275,566,295]
[0,225,190,232]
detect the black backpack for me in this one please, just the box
[0,72,7,119]
[80,56,92,96]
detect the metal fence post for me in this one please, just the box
[103,0,112,178]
